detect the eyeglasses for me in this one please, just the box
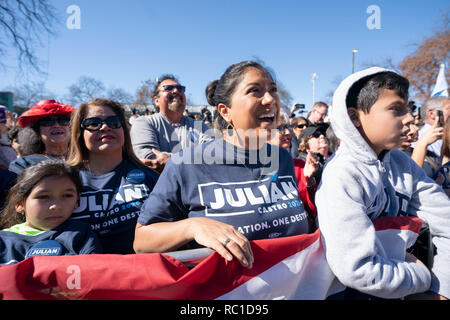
[295,124,308,129]
[159,84,186,93]
[277,124,291,132]
[38,117,70,127]
[314,109,327,117]
[81,116,122,132]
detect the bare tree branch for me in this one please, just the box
[66,76,106,107]
[107,87,133,104]
[360,57,401,73]
[4,81,55,108]
[0,0,59,74]
[135,79,156,105]
[398,9,450,102]
[399,31,450,102]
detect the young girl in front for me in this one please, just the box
[0,159,102,265]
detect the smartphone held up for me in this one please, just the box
[437,110,444,127]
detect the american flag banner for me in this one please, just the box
[0,216,422,300]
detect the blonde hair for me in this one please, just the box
[298,136,313,154]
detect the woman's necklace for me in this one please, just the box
[234,140,267,183]
[238,157,264,183]
[229,126,276,183]
[43,151,66,161]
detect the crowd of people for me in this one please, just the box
[0,61,449,300]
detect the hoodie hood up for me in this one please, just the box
[330,67,392,164]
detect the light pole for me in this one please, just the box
[311,73,318,106]
[352,49,359,73]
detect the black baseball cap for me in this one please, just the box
[299,123,329,141]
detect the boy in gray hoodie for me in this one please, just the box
[316,67,450,299]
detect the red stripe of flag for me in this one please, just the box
[372,216,422,233]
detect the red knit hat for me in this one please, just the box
[17,100,75,128]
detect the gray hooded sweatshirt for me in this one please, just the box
[316,67,450,299]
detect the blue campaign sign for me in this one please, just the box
[25,240,63,259]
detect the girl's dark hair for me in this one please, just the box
[0,159,82,229]
[205,60,275,130]
[67,98,144,169]
[346,71,409,113]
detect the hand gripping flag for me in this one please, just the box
[431,63,448,97]
[0,216,422,300]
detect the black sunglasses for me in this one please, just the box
[159,84,186,93]
[81,116,122,132]
[38,117,70,127]
[296,124,308,129]
[277,124,291,131]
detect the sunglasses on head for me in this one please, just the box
[38,117,70,127]
[159,84,186,93]
[81,116,122,132]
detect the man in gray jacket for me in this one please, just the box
[130,75,213,173]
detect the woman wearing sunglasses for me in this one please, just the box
[290,116,309,141]
[271,112,292,150]
[67,98,159,254]
[271,113,319,232]
[9,100,74,174]
[297,125,330,186]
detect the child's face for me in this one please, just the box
[352,89,413,155]
[15,176,78,231]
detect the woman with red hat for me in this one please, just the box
[8,100,74,174]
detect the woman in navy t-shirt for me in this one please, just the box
[135,61,311,268]
[67,99,158,254]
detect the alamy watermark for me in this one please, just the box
[66,264,81,290]
[66,5,81,30]
[367,5,381,30]
[169,122,281,174]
